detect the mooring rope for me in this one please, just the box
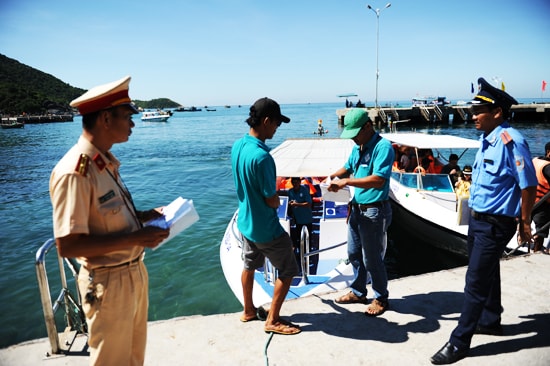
[264,332,274,366]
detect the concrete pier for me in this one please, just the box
[1,253,549,365]
[336,103,550,126]
[0,114,73,124]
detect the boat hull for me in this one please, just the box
[141,116,169,122]
[389,197,468,257]
[388,172,531,258]
[220,210,353,307]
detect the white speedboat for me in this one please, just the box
[141,110,171,122]
[220,138,357,307]
[382,132,543,257]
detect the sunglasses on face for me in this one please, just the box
[470,105,496,115]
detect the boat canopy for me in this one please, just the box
[337,93,358,98]
[271,138,355,177]
[381,133,480,149]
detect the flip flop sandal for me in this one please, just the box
[264,320,301,335]
[365,299,388,317]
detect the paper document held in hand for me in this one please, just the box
[145,197,199,250]
[319,177,351,202]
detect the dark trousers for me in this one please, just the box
[450,213,516,350]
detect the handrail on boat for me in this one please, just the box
[35,238,87,356]
[299,226,311,285]
[229,210,348,286]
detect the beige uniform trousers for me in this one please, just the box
[78,260,148,366]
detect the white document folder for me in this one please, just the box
[145,196,200,250]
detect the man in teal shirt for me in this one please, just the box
[231,97,300,335]
[288,177,315,273]
[328,108,394,317]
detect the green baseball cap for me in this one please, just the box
[340,108,370,139]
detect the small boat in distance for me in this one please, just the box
[141,110,171,122]
[1,117,24,129]
[174,106,202,112]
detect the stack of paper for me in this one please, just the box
[145,196,200,250]
[319,177,351,202]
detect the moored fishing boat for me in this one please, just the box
[382,132,545,257]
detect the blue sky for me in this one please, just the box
[1,0,549,106]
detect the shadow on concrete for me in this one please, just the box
[290,291,464,342]
[469,312,550,358]
[290,290,550,359]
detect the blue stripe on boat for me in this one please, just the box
[254,271,331,299]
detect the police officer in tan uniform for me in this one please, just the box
[50,76,169,365]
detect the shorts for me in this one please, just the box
[243,233,299,278]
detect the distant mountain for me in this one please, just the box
[0,54,180,115]
[133,98,180,110]
[0,53,85,115]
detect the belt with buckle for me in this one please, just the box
[351,201,387,210]
[470,210,515,225]
[95,252,144,271]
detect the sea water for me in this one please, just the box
[0,102,548,348]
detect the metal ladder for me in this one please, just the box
[36,238,87,356]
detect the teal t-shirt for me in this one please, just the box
[231,134,284,243]
[344,133,394,204]
[288,185,313,224]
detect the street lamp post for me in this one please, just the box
[367,2,391,109]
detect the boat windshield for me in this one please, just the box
[391,171,454,192]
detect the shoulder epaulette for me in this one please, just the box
[93,153,106,171]
[75,154,90,176]
[500,131,513,145]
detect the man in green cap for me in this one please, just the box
[327,108,394,316]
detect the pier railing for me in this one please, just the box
[35,238,87,356]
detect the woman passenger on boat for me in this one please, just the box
[454,165,472,199]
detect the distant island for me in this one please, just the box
[0,53,179,115]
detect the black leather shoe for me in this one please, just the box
[430,342,468,365]
[475,324,503,336]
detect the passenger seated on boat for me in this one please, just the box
[421,149,443,173]
[399,146,412,171]
[278,176,318,196]
[392,144,407,172]
[413,157,432,175]
[407,152,418,172]
[455,165,472,199]
[441,153,462,186]
[288,177,317,273]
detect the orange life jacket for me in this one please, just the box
[533,157,550,203]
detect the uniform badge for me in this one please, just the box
[75,154,90,176]
[93,153,106,171]
[515,156,525,171]
[99,190,116,204]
